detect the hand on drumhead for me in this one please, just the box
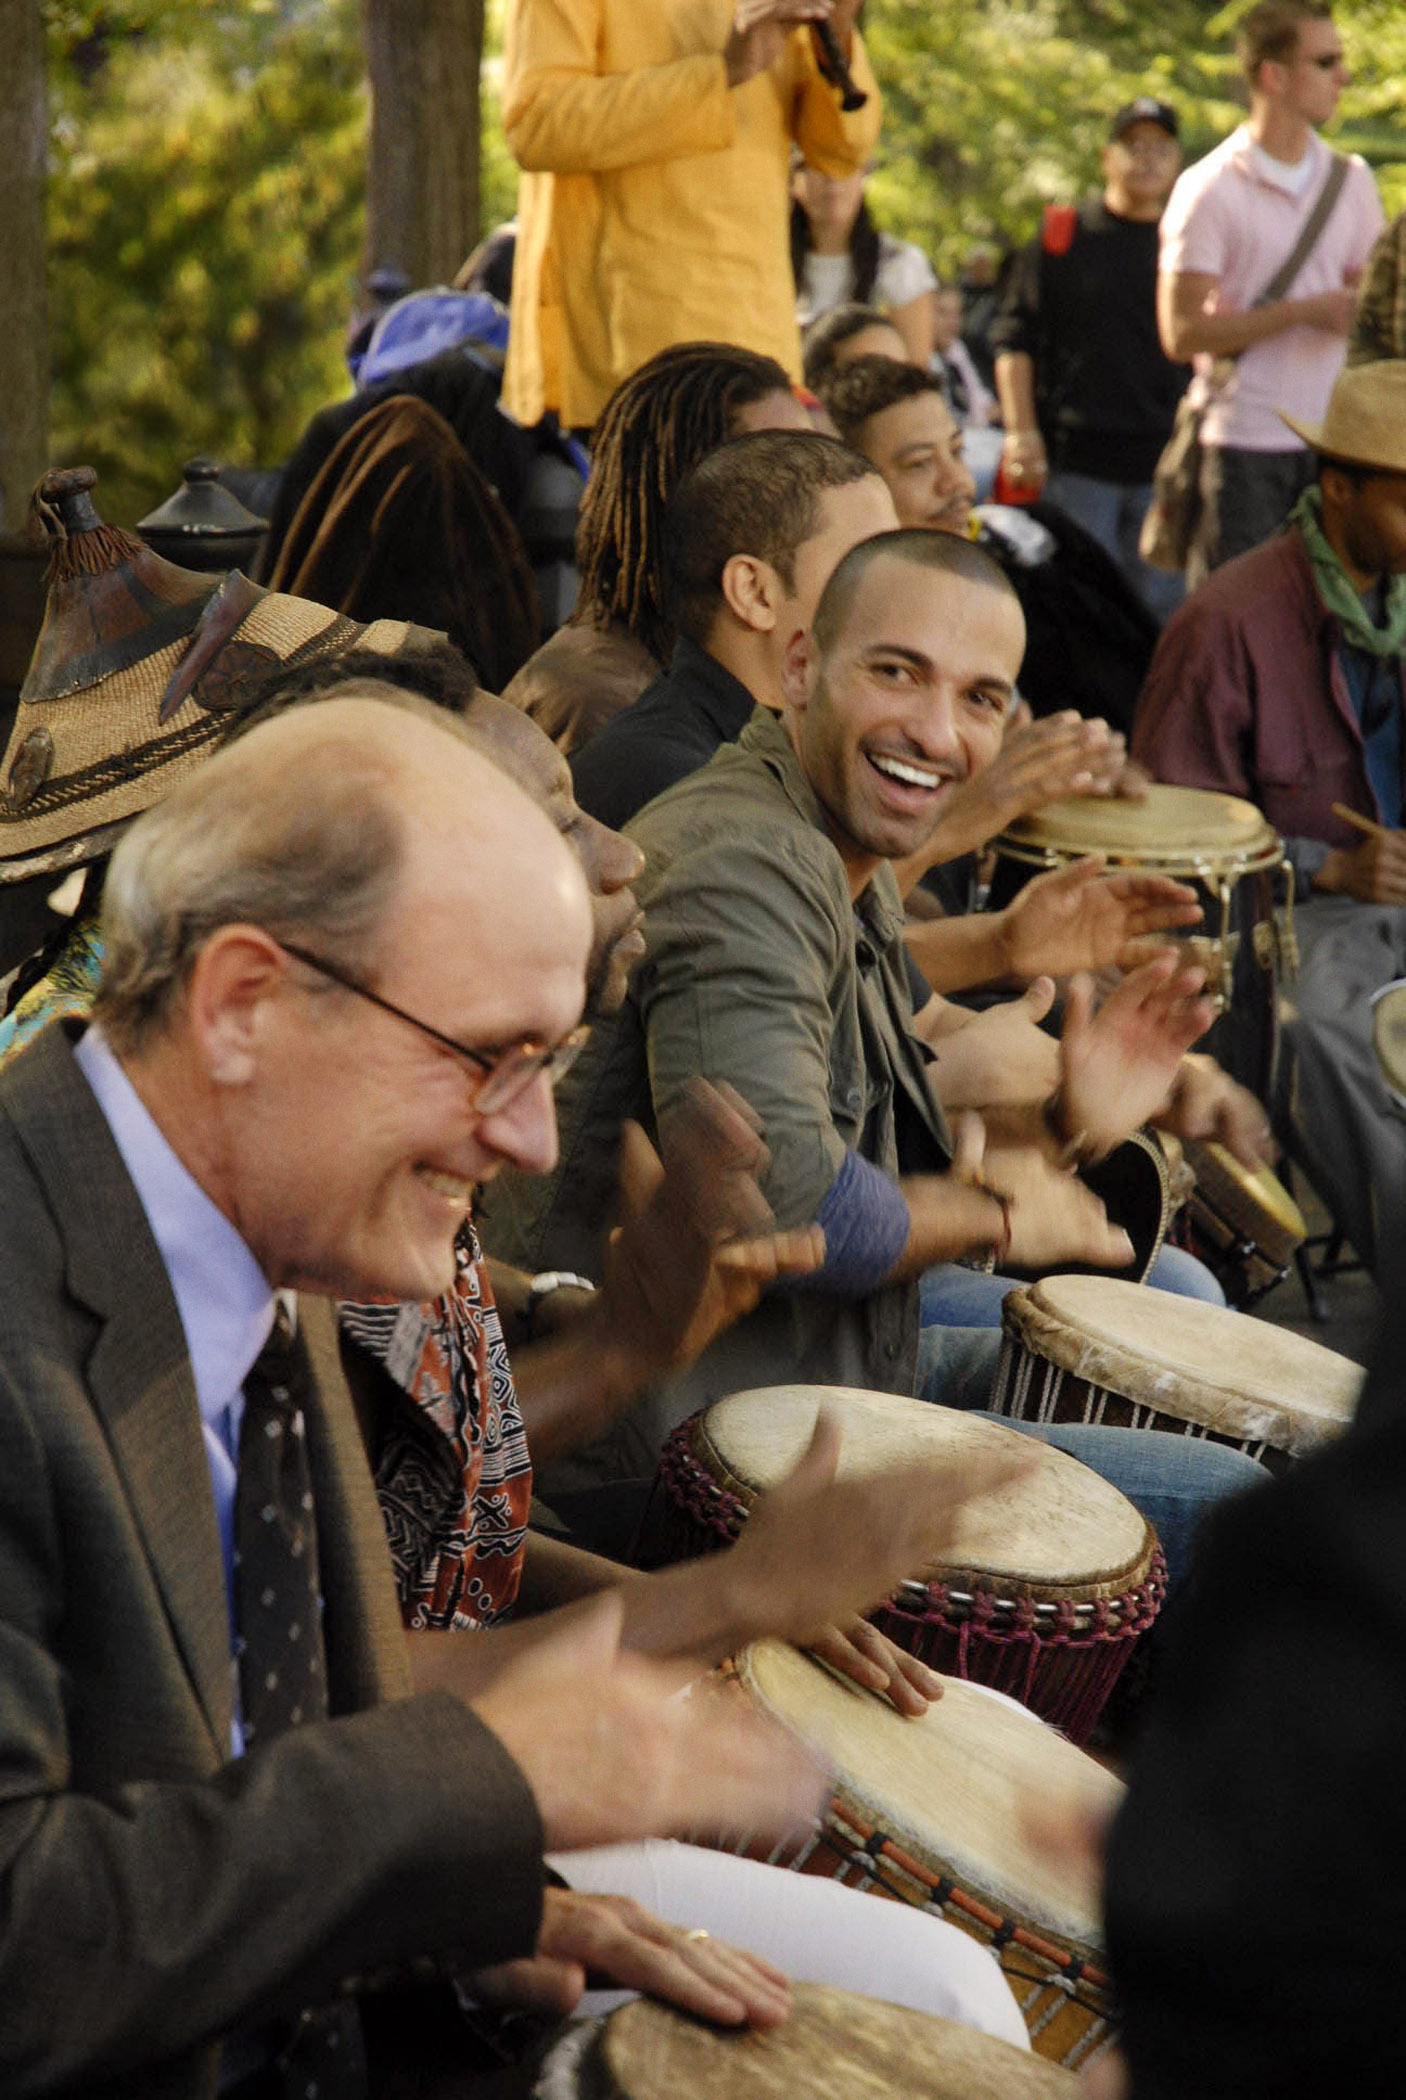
[803,1616,945,1716]
[1155,1051,1275,1169]
[981,1143,1135,1271]
[730,1409,1040,1631]
[1057,953,1218,1160]
[470,1887,793,2028]
[997,858,1203,981]
[471,1593,827,1855]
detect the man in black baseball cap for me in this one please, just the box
[990,97,1188,621]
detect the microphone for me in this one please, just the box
[814,21,868,111]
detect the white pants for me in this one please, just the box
[547,1837,1030,2051]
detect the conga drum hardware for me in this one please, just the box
[534,1980,1083,2097]
[722,1643,1123,2070]
[990,1272,1361,1472]
[651,1386,1164,1744]
[990,783,1293,1098]
[1176,1137,1307,1307]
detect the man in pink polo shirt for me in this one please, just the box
[1157,0,1382,580]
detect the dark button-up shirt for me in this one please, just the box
[570,635,759,832]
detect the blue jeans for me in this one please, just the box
[1044,467,1186,627]
[915,1253,1263,1589]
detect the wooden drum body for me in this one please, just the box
[729,1643,1123,2070]
[990,1273,1362,1473]
[652,1386,1164,1744]
[1180,1138,1307,1305]
[535,1979,1081,2098]
[990,783,1292,1099]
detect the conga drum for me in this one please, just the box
[726,1644,1122,2070]
[989,782,1293,1098]
[534,1981,1082,2097]
[1170,1136,1307,1306]
[652,1387,1164,1743]
[990,1272,1362,1472]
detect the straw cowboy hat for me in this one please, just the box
[0,466,444,885]
[1280,358,1406,474]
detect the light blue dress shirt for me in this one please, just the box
[75,1025,278,1752]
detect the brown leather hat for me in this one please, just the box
[0,467,434,885]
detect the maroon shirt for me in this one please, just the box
[1131,525,1406,851]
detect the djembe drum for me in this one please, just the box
[534,1982,1082,2098]
[722,1644,1123,2069]
[990,782,1293,1098]
[990,1273,1361,1472]
[651,1387,1164,1743]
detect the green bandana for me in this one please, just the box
[1292,485,1406,660]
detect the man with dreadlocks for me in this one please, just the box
[500,0,879,434]
[502,341,811,755]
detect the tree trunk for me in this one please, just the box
[361,0,484,290]
[0,0,49,532]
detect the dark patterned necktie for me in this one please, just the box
[235,1304,326,1744]
[234,1305,366,2099]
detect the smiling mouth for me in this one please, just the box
[416,1167,475,1207]
[867,751,948,793]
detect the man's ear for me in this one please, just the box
[781,625,819,716]
[185,925,288,1085]
[720,553,783,634]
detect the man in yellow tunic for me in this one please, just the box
[502,0,881,431]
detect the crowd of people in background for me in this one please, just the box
[3,0,1406,2095]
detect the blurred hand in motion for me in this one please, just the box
[471,1592,827,1855]
[996,857,1202,981]
[927,977,1061,1111]
[596,1079,824,1383]
[1057,952,1217,1161]
[725,1410,1038,1643]
[1154,1051,1275,1170]
[471,1886,793,2027]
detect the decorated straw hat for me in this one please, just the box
[0,466,436,885]
[1279,359,1406,474]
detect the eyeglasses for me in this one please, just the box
[273,937,588,1116]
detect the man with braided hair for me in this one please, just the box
[501,0,880,432]
[503,341,811,754]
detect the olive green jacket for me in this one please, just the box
[480,707,951,1485]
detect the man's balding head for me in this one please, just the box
[98,694,592,1299]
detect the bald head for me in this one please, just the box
[98,689,591,1053]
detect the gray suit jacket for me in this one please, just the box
[0,1027,545,2099]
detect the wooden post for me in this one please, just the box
[361,0,485,291]
[0,0,49,533]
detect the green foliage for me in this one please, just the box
[45,0,366,526]
[859,0,1406,267]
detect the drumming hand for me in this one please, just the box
[1154,1051,1275,1169]
[1057,953,1218,1159]
[471,1887,793,2028]
[1314,828,1406,906]
[996,858,1203,981]
[927,980,1060,1111]
[980,1145,1135,1270]
[803,1617,945,1716]
[596,1084,824,1383]
[729,1411,1038,1634]
[897,712,1128,875]
[471,1593,826,1855]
